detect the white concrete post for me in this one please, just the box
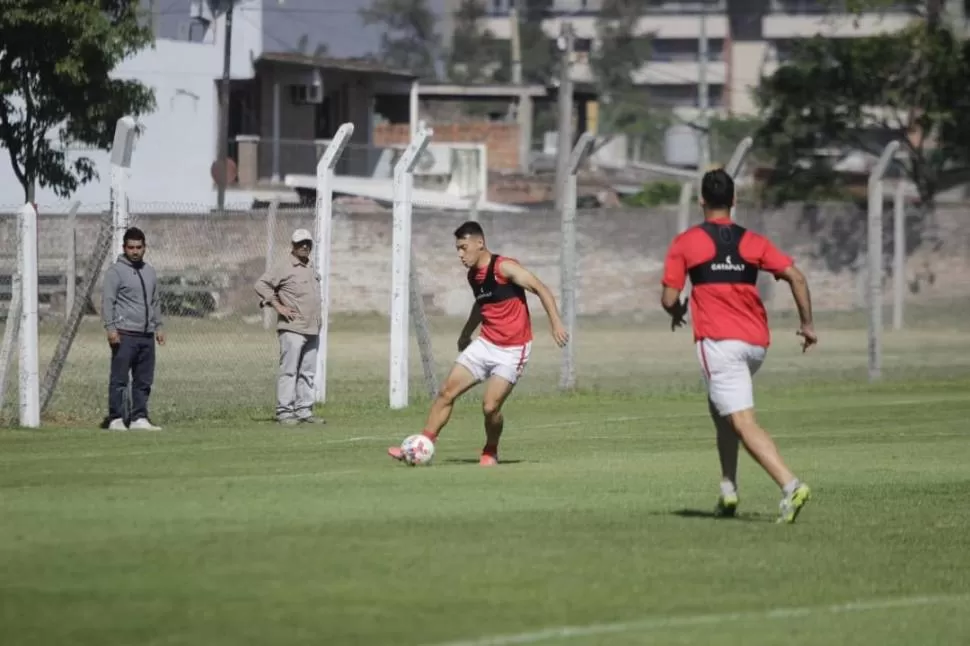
[18,203,39,428]
[559,131,595,391]
[892,180,906,331]
[65,201,80,317]
[389,124,433,409]
[867,141,900,382]
[725,136,753,222]
[110,116,136,260]
[313,122,354,403]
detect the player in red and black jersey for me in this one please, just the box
[388,221,568,466]
[661,168,818,523]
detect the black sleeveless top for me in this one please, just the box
[687,222,759,286]
[467,254,527,305]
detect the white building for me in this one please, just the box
[0,0,416,211]
[1,2,260,210]
[472,0,918,118]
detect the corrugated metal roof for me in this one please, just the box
[257,52,417,79]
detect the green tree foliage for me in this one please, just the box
[360,0,441,79]
[622,179,682,207]
[0,0,156,200]
[590,0,655,136]
[502,0,556,85]
[755,22,970,207]
[447,0,502,83]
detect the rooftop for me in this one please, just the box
[256,52,418,80]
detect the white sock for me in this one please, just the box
[782,478,801,497]
[720,480,737,497]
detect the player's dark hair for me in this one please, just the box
[123,227,146,244]
[701,168,735,210]
[453,221,484,239]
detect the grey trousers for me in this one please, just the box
[277,331,318,420]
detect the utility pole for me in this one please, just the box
[148,0,157,35]
[510,4,532,175]
[510,5,522,85]
[696,0,710,173]
[216,0,234,211]
[554,22,575,212]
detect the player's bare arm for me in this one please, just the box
[457,303,483,351]
[776,265,817,352]
[660,286,689,331]
[499,261,569,347]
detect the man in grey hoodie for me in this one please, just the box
[101,227,166,431]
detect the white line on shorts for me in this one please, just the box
[426,593,970,646]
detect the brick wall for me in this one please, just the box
[373,122,520,172]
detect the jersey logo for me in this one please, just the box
[710,255,747,272]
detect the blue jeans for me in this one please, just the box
[108,332,156,422]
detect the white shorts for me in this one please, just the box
[456,338,531,385]
[696,339,767,416]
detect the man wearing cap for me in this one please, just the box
[254,228,325,425]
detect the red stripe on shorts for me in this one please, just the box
[699,341,711,380]
[515,345,527,376]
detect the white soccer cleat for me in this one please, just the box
[129,418,162,431]
[107,418,128,431]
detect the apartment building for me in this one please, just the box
[471,0,918,117]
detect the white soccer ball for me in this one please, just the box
[401,434,435,466]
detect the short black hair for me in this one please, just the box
[453,221,484,239]
[123,227,146,244]
[701,168,735,210]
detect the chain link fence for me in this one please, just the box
[0,201,968,426]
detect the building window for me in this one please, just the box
[649,84,724,108]
[770,0,918,13]
[557,0,604,11]
[651,39,725,63]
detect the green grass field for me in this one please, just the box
[2,306,970,645]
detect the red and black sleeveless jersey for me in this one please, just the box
[467,254,533,346]
[662,217,794,347]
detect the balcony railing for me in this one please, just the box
[769,0,918,14]
[486,0,728,17]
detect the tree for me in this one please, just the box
[493,0,556,85]
[360,0,442,80]
[590,0,654,137]
[755,22,970,208]
[0,1,156,201]
[447,0,502,84]
[581,1,670,162]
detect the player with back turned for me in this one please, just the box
[388,221,568,466]
[661,168,818,523]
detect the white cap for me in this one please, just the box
[291,228,312,243]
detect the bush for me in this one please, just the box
[158,274,220,318]
[622,180,683,207]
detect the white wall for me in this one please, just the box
[730,41,769,115]
[0,7,263,213]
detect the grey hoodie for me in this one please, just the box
[102,254,163,334]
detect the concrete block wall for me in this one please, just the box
[0,203,965,320]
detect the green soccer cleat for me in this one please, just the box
[714,493,739,518]
[778,484,812,524]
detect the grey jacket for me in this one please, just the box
[102,254,163,334]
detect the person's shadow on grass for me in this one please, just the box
[666,508,775,523]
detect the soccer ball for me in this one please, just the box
[400,434,435,466]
